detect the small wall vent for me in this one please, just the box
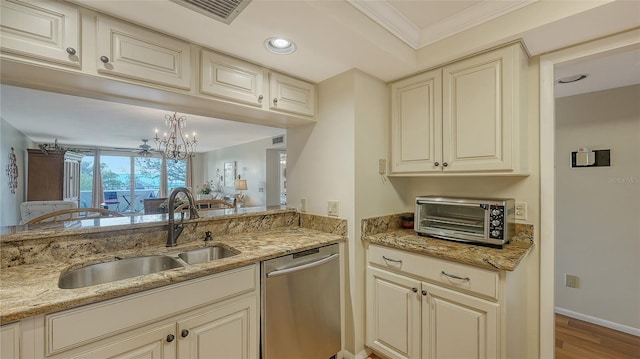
[170,0,252,24]
[272,135,285,145]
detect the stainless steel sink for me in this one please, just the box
[58,255,184,289]
[177,246,239,265]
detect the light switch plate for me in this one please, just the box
[565,274,579,288]
[328,200,339,217]
[378,159,386,175]
[515,202,527,220]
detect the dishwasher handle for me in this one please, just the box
[266,253,339,278]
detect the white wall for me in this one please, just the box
[201,136,284,207]
[555,85,640,331]
[0,118,33,226]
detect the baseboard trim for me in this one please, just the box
[555,307,640,336]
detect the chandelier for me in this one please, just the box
[154,112,197,161]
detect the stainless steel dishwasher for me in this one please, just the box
[261,243,340,359]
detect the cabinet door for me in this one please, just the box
[269,72,315,117]
[96,16,191,90]
[1,322,20,359]
[63,159,80,204]
[0,0,80,67]
[70,323,176,359]
[442,46,515,172]
[421,282,498,359]
[177,295,258,359]
[200,49,268,108]
[367,266,421,359]
[27,150,64,201]
[390,69,442,173]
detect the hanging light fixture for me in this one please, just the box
[154,112,197,161]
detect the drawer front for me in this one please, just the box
[368,245,498,299]
[46,264,257,356]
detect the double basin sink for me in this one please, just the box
[58,246,238,289]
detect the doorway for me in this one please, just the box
[266,149,286,206]
[539,29,640,357]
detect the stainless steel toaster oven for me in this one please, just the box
[415,196,515,247]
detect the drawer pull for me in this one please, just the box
[441,271,470,281]
[412,287,418,293]
[382,256,402,264]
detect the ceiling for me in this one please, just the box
[2,0,639,153]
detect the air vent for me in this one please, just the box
[170,0,252,24]
[272,135,285,145]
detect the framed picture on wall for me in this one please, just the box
[223,161,236,188]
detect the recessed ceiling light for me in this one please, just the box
[557,74,589,84]
[265,37,296,54]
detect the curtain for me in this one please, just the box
[91,149,104,208]
[185,155,193,191]
[160,155,168,198]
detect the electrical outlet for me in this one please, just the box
[378,159,386,175]
[565,274,579,288]
[328,200,339,217]
[301,198,307,212]
[515,202,527,220]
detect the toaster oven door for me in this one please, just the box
[417,201,488,240]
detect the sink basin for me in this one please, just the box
[59,255,184,289]
[177,246,239,265]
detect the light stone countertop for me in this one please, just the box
[1,211,346,323]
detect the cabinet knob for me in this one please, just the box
[66,47,76,56]
[412,287,418,293]
[166,334,175,342]
[273,98,278,104]
[181,329,190,337]
[258,95,264,102]
[434,162,440,167]
[100,56,110,64]
[422,290,427,296]
[442,162,449,167]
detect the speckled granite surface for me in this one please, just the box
[0,209,346,323]
[362,214,534,271]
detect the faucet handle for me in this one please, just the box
[204,231,212,241]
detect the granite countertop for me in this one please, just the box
[364,229,533,271]
[0,226,345,323]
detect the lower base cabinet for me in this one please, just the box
[3,264,259,359]
[366,244,529,359]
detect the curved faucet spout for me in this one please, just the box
[167,187,200,247]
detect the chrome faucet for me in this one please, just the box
[166,187,200,247]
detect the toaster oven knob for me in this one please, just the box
[491,220,501,226]
[491,230,501,238]
[491,209,500,216]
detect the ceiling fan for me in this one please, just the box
[136,139,154,157]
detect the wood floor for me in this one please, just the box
[367,314,640,359]
[556,314,640,359]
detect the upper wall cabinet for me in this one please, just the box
[269,72,316,117]
[0,0,80,67]
[200,49,268,108]
[390,43,528,176]
[96,15,192,90]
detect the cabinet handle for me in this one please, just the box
[434,162,440,167]
[273,98,278,104]
[181,329,189,337]
[441,271,470,281]
[422,290,427,296]
[100,56,110,64]
[166,334,175,342]
[442,162,449,168]
[412,287,418,293]
[66,47,76,56]
[382,255,402,264]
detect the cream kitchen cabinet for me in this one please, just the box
[390,42,528,175]
[95,15,192,90]
[200,50,315,118]
[200,49,268,108]
[0,0,80,68]
[1,321,20,359]
[21,264,260,359]
[366,244,528,359]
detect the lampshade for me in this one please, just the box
[235,179,248,191]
